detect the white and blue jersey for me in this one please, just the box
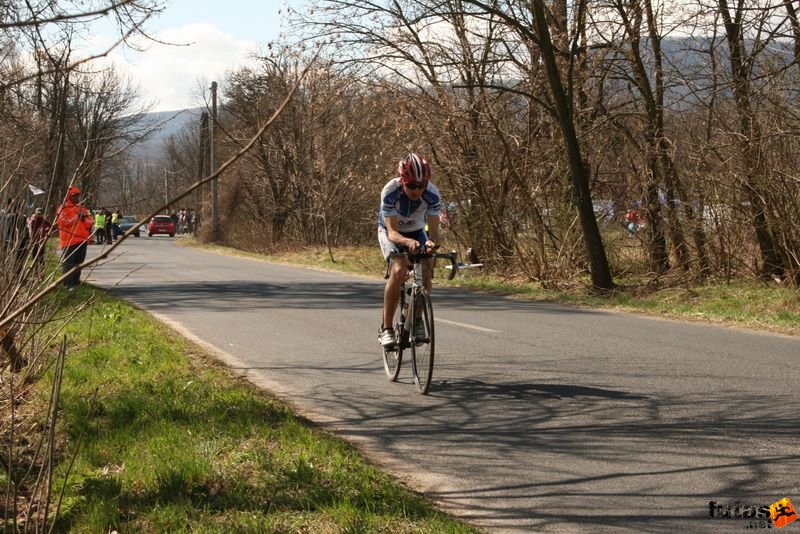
[378,178,442,232]
[377,178,442,260]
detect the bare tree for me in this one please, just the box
[296,0,616,286]
[434,0,616,289]
[67,68,148,203]
[0,1,170,529]
[214,51,392,254]
[714,0,775,276]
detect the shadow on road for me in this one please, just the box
[108,279,600,316]
[432,379,650,401]
[263,368,800,532]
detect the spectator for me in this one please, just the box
[111,208,122,241]
[2,200,29,273]
[94,208,107,244]
[187,208,196,234]
[28,207,52,268]
[177,208,187,234]
[103,208,113,244]
[625,207,644,236]
[55,187,94,290]
[1,200,16,249]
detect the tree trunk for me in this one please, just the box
[532,0,614,290]
[643,173,670,274]
[718,1,786,277]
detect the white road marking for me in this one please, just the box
[436,318,501,333]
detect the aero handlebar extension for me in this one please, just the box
[384,247,459,280]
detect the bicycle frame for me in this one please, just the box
[397,260,425,351]
[384,249,458,349]
[381,249,458,393]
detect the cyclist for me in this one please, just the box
[378,152,442,348]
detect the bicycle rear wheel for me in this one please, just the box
[410,291,435,394]
[382,289,406,381]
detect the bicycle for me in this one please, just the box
[382,248,458,394]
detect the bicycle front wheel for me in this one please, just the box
[410,291,435,394]
[382,291,405,381]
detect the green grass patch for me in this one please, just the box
[181,240,799,336]
[39,287,479,533]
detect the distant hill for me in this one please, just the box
[126,108,204,161]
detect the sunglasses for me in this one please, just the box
[405,182,426,190]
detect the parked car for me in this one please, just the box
[117,215,141,237]
[148,215,176,237]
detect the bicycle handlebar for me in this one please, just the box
[384,248,459,280]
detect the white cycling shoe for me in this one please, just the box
[379,328,396,348]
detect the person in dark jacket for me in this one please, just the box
[28,207,52,267]
[2,200,29,274]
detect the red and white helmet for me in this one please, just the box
[398,152,431,186]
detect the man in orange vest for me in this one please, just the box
[55,186,94,289]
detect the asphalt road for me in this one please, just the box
[86,238,800,533]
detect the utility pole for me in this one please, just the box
[199,111,209,227]
[210,81,219,238]
[164,168,169,206]
[122,169,128,211]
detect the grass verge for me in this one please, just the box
[37,287,479,533]
[182,239,799,336]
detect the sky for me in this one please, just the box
[98,0,305,112]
